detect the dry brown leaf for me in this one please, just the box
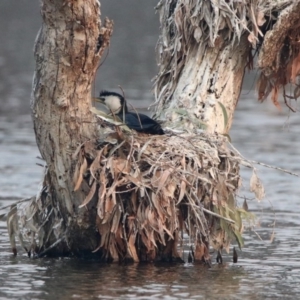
[250,171,265,201]
[73,162,80,187]
[248,31,257,46]
[111,207,121,233]
[106,156,114,179]
[79,180,97,208]
[151,170,162,188]
[72,144,83,160]
[194,243,205,261]
[157,169,171,193]
[257,11,265,27]
[141,228,156,250]
[125,174,141,187]
[257,73,271,101]
[105,196,116,215]
[162,223,174,239]
[177,180,186,204]
[271,86,281,111]
[90,148,104,180]
[84,141,97,158]
[74,157,87,191]
[163,182,176,198]
[151,192,164,221]
[93,222,110,252]
[115,225,124,248]
[113,158,130,175]
[127,233,139,262]
[97,172,107,219]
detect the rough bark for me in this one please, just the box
[156,34,249,134]
[154,1,253,134]
[30,0,112,255]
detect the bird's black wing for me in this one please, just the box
[121,112,164,135]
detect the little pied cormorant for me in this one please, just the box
[96,91,164,135]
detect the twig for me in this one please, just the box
[126,100,143,129]
[98,47,110,68]
[118,85,127,123]
[229,142,299,177]
[247,159,299,177]
[36,163,45,168]
[283,87,296,112]
[201,206,236,224]
[0,197,31,211]
[118,85,144,129]
[189,190,236,224]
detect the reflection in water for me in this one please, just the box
[0,254,246,299]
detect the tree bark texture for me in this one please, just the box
[31,0,112,255]
[154,1,250,134]
[153,0,296,133]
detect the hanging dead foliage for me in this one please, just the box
[67,115,259,262]
[257,2,300,112]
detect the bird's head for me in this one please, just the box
[96,90,127,114]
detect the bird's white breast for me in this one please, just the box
[104,95,122,114]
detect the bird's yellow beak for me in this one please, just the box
[93,97,105,104]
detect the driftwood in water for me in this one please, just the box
[4,0,295,261]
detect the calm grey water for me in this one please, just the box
[1,1,300,299]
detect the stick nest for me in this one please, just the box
[73,129,248,263]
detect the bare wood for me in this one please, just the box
[31,0,113,253]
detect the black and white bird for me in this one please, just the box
[96,91,164,135]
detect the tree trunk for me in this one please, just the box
[155,32,249,134]
[154,1,252,134]
[30,0,112,255]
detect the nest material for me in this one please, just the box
[3,118,264,260]
[73,128,250,263]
